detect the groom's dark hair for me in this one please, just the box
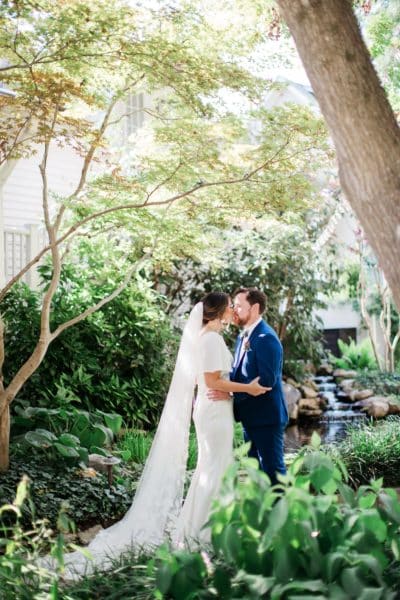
[234,287,266,314]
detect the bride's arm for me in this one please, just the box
[204,371,270,397]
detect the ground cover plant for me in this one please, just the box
[355,371,400,399]
[0,453,137,531]
[332,417,400,487]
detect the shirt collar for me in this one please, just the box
[242,317,262,338]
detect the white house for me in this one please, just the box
[0,90,150,288]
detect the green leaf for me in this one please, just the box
[220,523,242,562]
[341,567,367,595]
[99,411,123,435]
[233,571,275,596]
[25,429,57,448]
[358,492,377,509]
[310,465,334,492]
[156,562,173,595]
[260,498,289,551]
[310,431,321,449]
[54,443,80,458]
[58,433,80,447]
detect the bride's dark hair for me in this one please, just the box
[201,292,229,325]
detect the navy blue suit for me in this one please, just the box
[231,319,288,484]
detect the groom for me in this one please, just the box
[210,287,288,485]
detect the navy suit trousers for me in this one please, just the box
[243,424,286,485]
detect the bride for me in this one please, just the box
[57,291,267,578]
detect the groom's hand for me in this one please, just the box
[207,389,231,401]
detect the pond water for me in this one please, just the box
[284,375,367,453]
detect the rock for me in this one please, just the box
[339,379,356,390]
[289,403,299,421]
[283,383,301,421]
[299,408,323,418]
[333,369,358,379]
[387,397,400,415]
[349,389,374,402]
[303,378,319,392]
[336,390,352,403]
[301,385,319,399]
[78,524,103,545]
[286,377,301,388]
[366,400,389,418]
[318,395,329,410]
[318,363,333,375]
[298,397,320,412]
[355,395,390,418]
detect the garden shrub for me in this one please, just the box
[0,454,137,530]
[355,370,400,398]
[154,437,400,599]
[333,417,400,487]
[334,338,377,371]
[0,477,63,599]
[1,270,177,428]
[156,223,331,370]
[11,405,124,464]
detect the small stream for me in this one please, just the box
[284,375,367,452]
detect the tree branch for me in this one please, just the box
[49,260,142,341]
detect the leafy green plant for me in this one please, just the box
[355,370,400,398]
[0,477,64,599]
[332,417,400,487]
[154,435,400,599]
[2,276,177,429]
[334,338,377,371]
[155,221,333,370]
[11,405,124,466]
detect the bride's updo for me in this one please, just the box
[201,292,230,325]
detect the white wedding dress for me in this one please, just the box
[174,331,234,545]
[48,304,234,579]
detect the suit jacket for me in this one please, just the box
[231,319,288,427]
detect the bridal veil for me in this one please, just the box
[61,302,203,577]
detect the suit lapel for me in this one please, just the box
[232,321,266,379]
[232,320,266,379]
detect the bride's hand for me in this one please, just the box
[248,377,270,396]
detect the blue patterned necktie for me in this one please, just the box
[235,330,249,367]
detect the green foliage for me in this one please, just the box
[0,455,135,531]
[363,1,400,111]
[333,417,400,487]
[158,220,330,369]
[11,405,124,465]
[61,549,157,600]
[355,370,400,397]
[0,477,63,599]
[117,423,244,472]
[152,439,400,598]
[334,338,377,371]
[1,272,176,428]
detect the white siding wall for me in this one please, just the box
[3,143,83,229]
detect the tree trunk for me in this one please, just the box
[0,402,10,472]
[277,0,400,310]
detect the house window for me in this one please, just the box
[125,92,144,137]
[322,328,357,357]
